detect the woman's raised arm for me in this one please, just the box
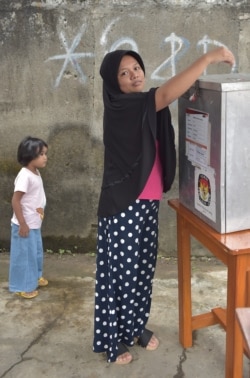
[155,46,235,111]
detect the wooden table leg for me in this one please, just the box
[168,199,250,377]
[177,214,193,347]
[225,255,247,378]
[246,270,250,307]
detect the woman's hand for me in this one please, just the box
[205,46,235,66]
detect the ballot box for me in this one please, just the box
[178,73,250,233]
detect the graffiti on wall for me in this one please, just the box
[45,24,94,88]
[46,18,237,89]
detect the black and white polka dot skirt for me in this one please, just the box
[93,199,159,362]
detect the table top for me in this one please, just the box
[168,199,250,254]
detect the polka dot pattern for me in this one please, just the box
[93,199,159,362]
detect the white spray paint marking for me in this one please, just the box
[197,35,237,74]
[46,14,237,89]
[45,24,94,88]
[151,33,190,81]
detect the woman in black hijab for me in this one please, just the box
[93,47,235,364]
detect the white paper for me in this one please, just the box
[185,108,210,167]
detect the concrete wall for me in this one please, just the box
[1,0,250,255]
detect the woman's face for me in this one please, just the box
[117,55,145,93]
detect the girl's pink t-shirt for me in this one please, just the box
[138,141,163,200]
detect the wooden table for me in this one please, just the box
[236,308,250,357]
[168,199,250,378]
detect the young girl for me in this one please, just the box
[9,136,48,299]
[93,47,235,364]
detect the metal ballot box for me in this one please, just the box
[178,74,250,233]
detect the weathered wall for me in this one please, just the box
[0,0,250,255]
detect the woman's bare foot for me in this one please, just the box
[145,334,159,351]
[115,351,133,365]
[135,329,159,351]
[115,343,133,365]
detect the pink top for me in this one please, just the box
[138,141,163,200]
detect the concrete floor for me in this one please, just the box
[0,252,249,378]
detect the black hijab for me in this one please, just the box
[97,50,176,217]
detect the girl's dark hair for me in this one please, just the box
[17,136,48,166]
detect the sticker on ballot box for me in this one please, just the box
[185,108,211,167]
[195,166,216,222]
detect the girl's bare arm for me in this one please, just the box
[12,191,30,237]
